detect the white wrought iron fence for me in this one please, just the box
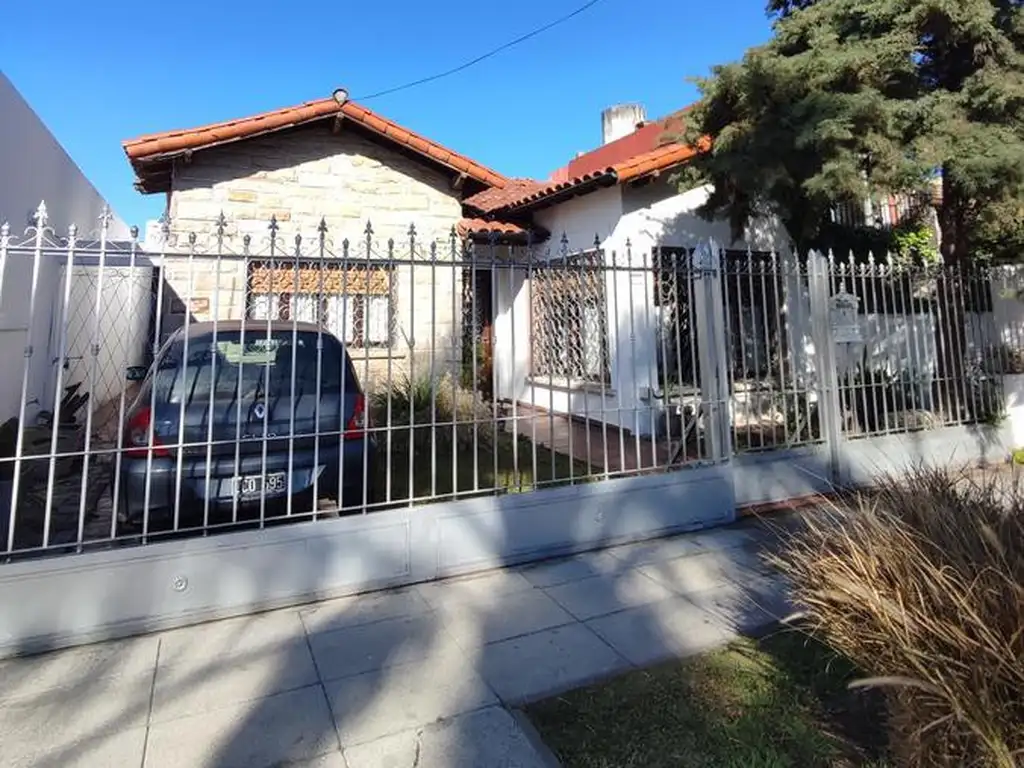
[720,249,1024,453]
[1,203,1023,562]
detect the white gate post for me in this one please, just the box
[693,242,732,462]
[807,250,845,483]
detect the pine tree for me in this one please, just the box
[683,0,1024,263]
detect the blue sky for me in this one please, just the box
[2,0,772,229]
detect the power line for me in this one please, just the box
[354,0,605,101]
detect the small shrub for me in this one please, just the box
[368,371,495,452]
[771,466,1024,767]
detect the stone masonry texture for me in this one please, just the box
[161,124,466,388]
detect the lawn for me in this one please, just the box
[525,628,889,768]
[369,424,594,507]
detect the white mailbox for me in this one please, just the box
[830,291,862,343]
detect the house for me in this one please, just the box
[0,72,136,426]
[123,90,512,383]
[122,92,790,437]
[463,104,790,436]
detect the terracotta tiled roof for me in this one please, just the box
[462,179,547,213]
[615,141,703,182]
[560,111,688,180]
[466,140,703,214]
[123,97,509,193]
[457,217,550,243]
[485,169,619,211]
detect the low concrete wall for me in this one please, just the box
[839,423,1010,486]
[0,465,734,658]
[0,420,1010,659]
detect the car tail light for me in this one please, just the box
[124,407,169,458]
[344,394,366,439]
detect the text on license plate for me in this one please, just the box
[233,472,288,497]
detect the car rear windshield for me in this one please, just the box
[152,330,359,406]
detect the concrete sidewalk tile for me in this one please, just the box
[439,588,575,648]
[299,586,431,635]
[324,660,498,747]
[285,752,348,768]
[683,576,795,634]
[151,639,320,724]
[542,569,676,621]
[157,608,306,668]
[344,706,547,768]
[0,677,150,767]
[416,569,534,610]
[0,635,159,703]
[309,613,449,682]
[144,685,339,768]
[516,550,621,588]
[478,623,628,704]
[638,549,762,596]
[605,534,707,566]
[9,726,149,768]
[586,597,734,668]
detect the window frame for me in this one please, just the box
[245,259,395,349]
[529,248,611,385]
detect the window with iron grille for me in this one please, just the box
[246,260,394,347]
[653,248,783,384]
[653,247,699,387]
[530,250,610,383]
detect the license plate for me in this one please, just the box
[232,472,288,498]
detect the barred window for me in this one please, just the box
[653,247,698,387]
[247,261,393,347]
[530,250,610,383]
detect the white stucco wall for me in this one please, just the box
[616,181,789,253]
[0,73,131,425]
[491,179,791,437]
[493,186,644,432]
[0,74,130,239]
[533,186,624,252]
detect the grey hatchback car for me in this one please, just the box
[116,320,376,529]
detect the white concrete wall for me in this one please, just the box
[0,73,130,239]
[617,181,788,253]
[533,186,624,251]
[54,266,152,414]
[0,73,131,425]
[493,186,641,431]
[965,268,1024,353]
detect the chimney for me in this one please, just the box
[601,104,647,145]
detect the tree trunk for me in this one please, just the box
[934,171,970,421]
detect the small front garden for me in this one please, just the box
[367,372,593,507]
[527,465,1024,767]
[527,629,888,767]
